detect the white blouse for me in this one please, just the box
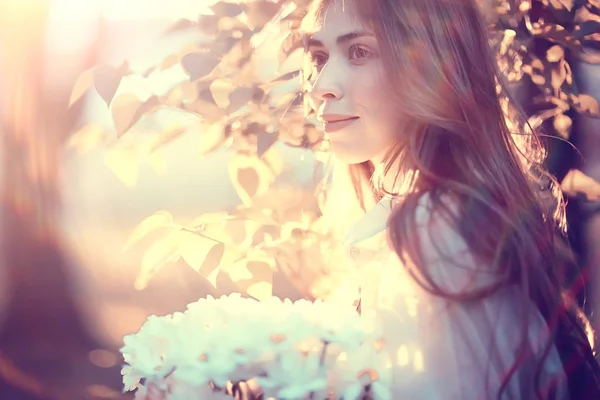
[340,194,569,399]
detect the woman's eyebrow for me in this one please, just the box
[306,31,375,48]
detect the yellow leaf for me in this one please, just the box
[262,146,284,175]
[69,68,94,107]
[176,230,224,278]
[576,94,600,116]
[160,54,180,70]
[104,147,139,187]
[546,45,564,62]
[148,150,166,176]
[210,79,235,109]
[227,260,273,300]
[150,125,188,152]
[228,153,275,206]
[531,74,546,85]
[111,94,143,136]
[551,62,567,89]
[199,122,227,154]
[553,114,572,139]
[67,124,108,154]
[94,62,128,105]
[246,282,272,300]
[135,231,181,290]
[561,169,600,201]
[123,211,173,251]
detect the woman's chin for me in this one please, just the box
[328,146,368,165]
[332,152,373,166]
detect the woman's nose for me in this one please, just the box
[309,63,344,101]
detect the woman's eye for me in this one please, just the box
[308,52,328,68]
[349,45,375,61]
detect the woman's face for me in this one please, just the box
[306,1,399,165]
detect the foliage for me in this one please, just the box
[484,0,600,139]
[68,0,600,296]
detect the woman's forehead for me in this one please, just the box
[302,0,370,41]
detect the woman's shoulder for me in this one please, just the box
[394,191,504,294]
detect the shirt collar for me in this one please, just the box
[342,196,395,246]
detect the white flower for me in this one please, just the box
[334,341,393,400]
[305,299,367,348]
[121,365,143,392]
[165,382,216,400]
[120,315,178,380]
[257,346,328,399]
[121,294,392,399]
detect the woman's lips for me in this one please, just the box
[323,117,359,133]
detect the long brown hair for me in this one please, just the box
[303,0,600,398]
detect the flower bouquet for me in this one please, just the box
[120,294,393,400]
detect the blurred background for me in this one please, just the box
[0,0,598,399]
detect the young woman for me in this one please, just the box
[302,0,600,398]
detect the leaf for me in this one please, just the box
[546,45,564,62]
[135,231,181,290]
[150,125,188,152]
[181,52,220,81]
[239,167,260,198]
[229,260,274,300]
[148,150,166,176]
[551,61,568,89]
[229,153,276,205]
[244,1,282,29]
[69,68,94,107]
[164,18,197,34]
[104,147,139,187]
[261,146,284,176]
[211,2,244,18]
[531,74,546,85]
[257,132,277,157]
[110,94,143,136]
[561,169,600,201]
[574,94,600,116]
[188,91,226,120]
[110,95,160,137]
[553,113,572,139]
[94,63,128,106]
[549,0,573,11]
[199,122,228,154]
[177,230,225,278]
[227,87,255,113]
[210,79,235,109]
[123,211,174,251]
[160,54,180,70]
[67,124,108,154]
